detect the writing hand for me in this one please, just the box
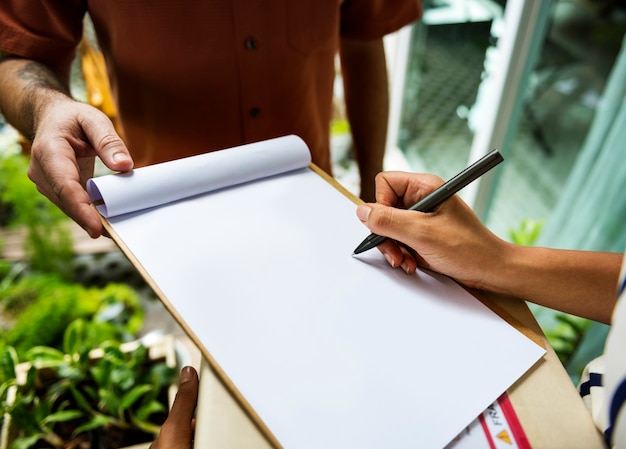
[356,171,506,290]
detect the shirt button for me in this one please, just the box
[244,37,258,50]
[249,107,261,118]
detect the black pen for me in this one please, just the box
[353,149,504,255]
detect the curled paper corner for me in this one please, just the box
[86,178,109,217]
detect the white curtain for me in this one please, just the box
[537,34,626,252]
[533,34,626,382]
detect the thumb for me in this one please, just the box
[152,366,198,449]
[82,115,134,172]
[170,366,199,424]
[356,203,423,273]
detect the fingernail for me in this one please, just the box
[180,366,194,384]
[112,152,130,163]
[385,253,396,268]
[356,205,371,222]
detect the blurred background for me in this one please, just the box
[2,0,626,392]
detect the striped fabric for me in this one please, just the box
[579,253,626,448]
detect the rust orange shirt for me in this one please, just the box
[0,1,420,173]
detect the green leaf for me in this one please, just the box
[112,367,136,391]
[135,399,166,422]
[148,364,177,390]
[31,396,54,427]
[63,319,87,356]
[41,409,83,426]
[4,401,29,429]
[98,388,121,416]
[89,364,107,386]
[73,414,116,435]
[69,384,96,413]
[23,365,38,391]
[0,379,17,412]
[12,433,46,449]
[508,218,544,246]
[24,346,67,367]
[120,384,153,410]
[555,314,591,334]
[130,415,161,436]
[82,384,99,402]
[101,343,125,364]
[0,345,18,382]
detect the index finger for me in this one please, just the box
[59,179,106,238]
[28,141,105,238]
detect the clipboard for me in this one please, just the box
[89,135,545,449]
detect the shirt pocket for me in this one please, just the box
[286,0,340,55]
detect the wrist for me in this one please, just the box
[476,241,530,296]
[14,59,71,139]
[31,90,73,137]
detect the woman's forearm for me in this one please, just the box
[487,244,622,324]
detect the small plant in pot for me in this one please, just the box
[0,319,178,449]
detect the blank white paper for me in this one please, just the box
[89,136,545,449]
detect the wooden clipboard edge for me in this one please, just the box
[466,287,546,349]
[310,163,363,206]
[99,216,284,449]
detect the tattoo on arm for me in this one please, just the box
[0,57,72,141]
[16,60,69,94]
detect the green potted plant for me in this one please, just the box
[0,150,73,278]
[1,272,144,357]
[1,132,180,449]
[1,319,178,449]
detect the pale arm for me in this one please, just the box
[0,55,71,138]
[0,54,133,237]
[339,37,389,202]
